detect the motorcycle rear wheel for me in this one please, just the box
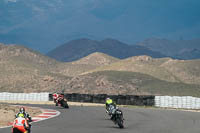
[61,100,69,109]
[12,128,23,133]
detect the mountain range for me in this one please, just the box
[138,38,200,59]
[1,43,200,96]
[46,38,166,62]
[46,38,200,62]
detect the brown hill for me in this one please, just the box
[0,43,70,92]
[0,44,120,92]
[72,52,119,66]
[160,59,200,84]
[0,43,200,96]
[54,52,120,77]
[84,55,200,85]
[64,71,200,96]
[0,44,59,70]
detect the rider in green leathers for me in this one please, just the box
[105,97,116,113]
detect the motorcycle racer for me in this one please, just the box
[105,97,116,114]
[12,113,29,133]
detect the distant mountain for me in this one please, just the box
[175,48,200,60]
[138,38,200,59]
[46,38,166,62]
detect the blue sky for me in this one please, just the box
[0,0,200,53]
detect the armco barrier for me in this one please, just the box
[0,92,49,101]
[49,93,155,106]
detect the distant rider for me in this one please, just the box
[55,93,65,106]
[105,98,123,122]
[12,113,29,133]
[105,97,116,113]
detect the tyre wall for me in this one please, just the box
[155,96,200,109]
[0,92,49,101]
[49,93,155,106]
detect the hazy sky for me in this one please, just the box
[0,0,200,53]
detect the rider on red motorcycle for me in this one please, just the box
[12,113,29,133]
[53,92,69,108]
[53,93,65,106]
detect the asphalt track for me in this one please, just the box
[1,104,200,133]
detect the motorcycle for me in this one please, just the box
[106,105,124,128]
[56,98,69,109]
[113,109,124,128]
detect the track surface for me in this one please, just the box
[1,105,200,133]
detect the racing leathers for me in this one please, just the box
[12,116,29,133]
[105,98,116,113]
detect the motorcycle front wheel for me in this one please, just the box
[116,118,124,128]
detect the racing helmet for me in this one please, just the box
[106,97,111,100]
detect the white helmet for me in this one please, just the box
[106,97,111,100]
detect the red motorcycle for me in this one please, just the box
[54,94,69,109]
